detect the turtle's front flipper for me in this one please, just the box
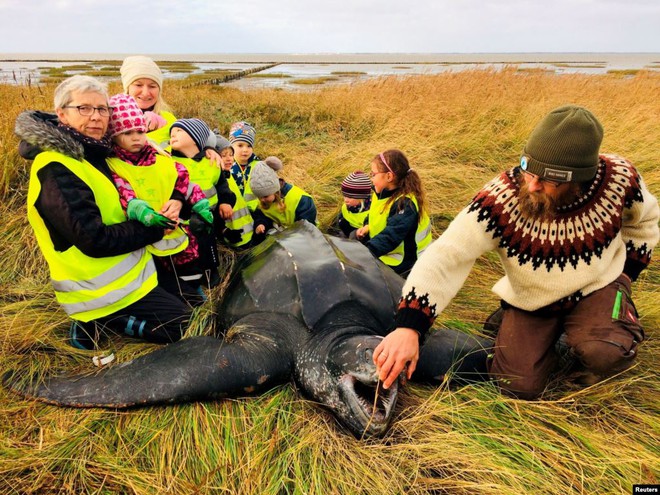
[4,314,306,408]
[414,329,494,385]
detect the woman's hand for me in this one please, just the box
[160,200,183,222]
[143,111,167,131]
[255,224,266,235]
[373,327,420,389]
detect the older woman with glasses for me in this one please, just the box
[15,75,192,352]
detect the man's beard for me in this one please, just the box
[518,181,582,222]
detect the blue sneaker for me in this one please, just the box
[69,321,98,350]
[196,285,208,302]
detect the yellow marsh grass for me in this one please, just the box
[0,69,659,494]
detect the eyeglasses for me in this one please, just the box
[62,105,112,117]
[521,170,562,188]
[369,171,387,178]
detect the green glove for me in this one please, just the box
[126,199,176,229]
[192,199,214,225]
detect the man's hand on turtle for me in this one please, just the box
[373,327,420,389]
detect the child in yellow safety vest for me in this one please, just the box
[335,170,372,239]
[250,157,317,241]
[229,121,260,211]
[107,94,215,305]
[169,118,241,286]
[356,149,432,277]
[214,133,255,248]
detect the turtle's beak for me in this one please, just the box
[338,369,398,437]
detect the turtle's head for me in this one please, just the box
[294,332,398,438]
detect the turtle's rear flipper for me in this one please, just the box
[414,328,494,385]
[4,314,305,408]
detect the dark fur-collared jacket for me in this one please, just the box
[15,110,163,257]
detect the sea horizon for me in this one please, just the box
[2,52,659,64]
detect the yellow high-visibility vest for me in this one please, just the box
[107,154,189,256]
[341,203,369,229]
[146,110,176,148]
[176,155,221,208]
[368,193,432,267]
[225,175,254,247]
[232,161,260,212]
[258,185,312,228]
[27,151,157,322]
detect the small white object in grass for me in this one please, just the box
[92,353,115,368]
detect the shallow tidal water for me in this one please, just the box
[1,52,658,89]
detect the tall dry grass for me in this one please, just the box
[0,69,658,494]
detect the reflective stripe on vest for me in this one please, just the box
[146,110,176,148]
[149,229,189,255]
[185,182,195,200]
[107,154,189,256]
[225,175,254,246]
[415,220,432,256]
[27,151,157,322]
[202,185,217,204]
[58,255,156,316]
[368,192,432,267]
[176,155,221,208]
[258,184,310,228]
[243,179,259,212]
[243,192,258,211]
[51,249,144,293]
[341,203,369,229]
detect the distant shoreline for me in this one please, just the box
[1,52,659,65]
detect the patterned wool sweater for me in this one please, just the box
[395,154,660,336]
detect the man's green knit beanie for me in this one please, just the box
[520,105,603,183]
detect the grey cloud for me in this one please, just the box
[0,0,658,53]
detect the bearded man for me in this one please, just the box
[374,105,660,399]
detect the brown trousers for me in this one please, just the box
[488,274,645,399]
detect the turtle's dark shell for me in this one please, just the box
[219,221,404,332]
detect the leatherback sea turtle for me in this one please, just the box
[5,222,492,437]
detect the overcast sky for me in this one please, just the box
[1,0,659,54]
